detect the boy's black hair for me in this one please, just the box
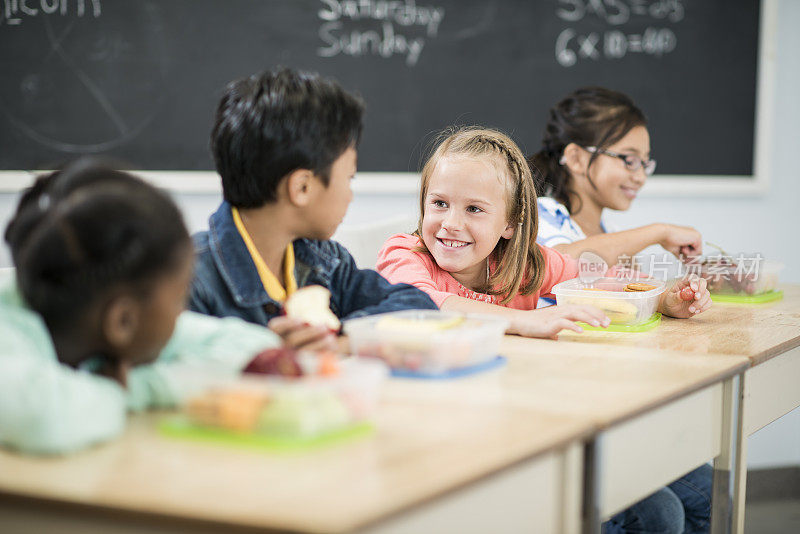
[4,158,190,333]
[211,67,365,208]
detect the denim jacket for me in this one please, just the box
[189,202,437,326]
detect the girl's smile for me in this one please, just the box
[437,237,472,248]
[620,185,641,200]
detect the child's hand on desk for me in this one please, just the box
[659,275,711,318]
[267,316,338,351]
[511,305,611,340]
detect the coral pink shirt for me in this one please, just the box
[376,233,580,309]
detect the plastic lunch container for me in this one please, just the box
[697,255,784,296]
[552,277,666,326]
[343,310,510,374]
[170,355,389,444]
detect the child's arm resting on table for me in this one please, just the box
[0,313,279,455]
[327,241,438,320]
[658,275,712,318]
[440,296,610,340]
[0,355,127,455]
[126,311,281,411]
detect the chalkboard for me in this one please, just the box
[0,0,760,176]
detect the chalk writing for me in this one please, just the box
[554,0,682,67]
[1,0,100,26]
[556,26,677,66]
[317,0,445,67]
[555,0,684,25]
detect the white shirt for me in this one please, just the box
[536,197,616,247]
[535,197,616,307]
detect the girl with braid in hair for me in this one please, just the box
[377,126,710,340]
[379,126,713,532]
[0,159,280,455]
[377,126,610,339]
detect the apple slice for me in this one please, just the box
[243,347,303,377]
[284,285,341,331]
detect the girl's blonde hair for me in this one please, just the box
[416,126,545,304]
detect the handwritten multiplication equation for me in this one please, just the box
[554,0,684,67]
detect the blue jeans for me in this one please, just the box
[603,487,684,534]
[667,464,713,533]
[603,465,712,534]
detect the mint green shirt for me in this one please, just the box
[0,270,280,455]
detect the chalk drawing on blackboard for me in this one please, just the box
[0,2,167,153]
[453,2,496,40]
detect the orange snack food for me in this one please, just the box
[187,390,269,432]
[317,350,340,376]
[624,282,657,292]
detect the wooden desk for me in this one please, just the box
[556,286,800,363]
[0,393,592,533]
[2,286,792,533]
[0,342,747,534]
[386,339,750,530]
[558,285,800,532]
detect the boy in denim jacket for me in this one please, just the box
[190,68,436,349]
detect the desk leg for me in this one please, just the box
[734,423,748,534]
[582,438,601,534]
[711,373,744,534]
[562,442,584,534]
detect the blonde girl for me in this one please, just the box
[378,127,713,532]
[377,127,709,339]
[377,127,610,338]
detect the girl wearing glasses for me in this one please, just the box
[529,87,703,269]
[529,88,713,534]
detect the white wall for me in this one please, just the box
[0,0,797,468]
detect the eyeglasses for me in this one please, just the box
[583,146,657,176]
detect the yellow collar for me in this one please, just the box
[231,207,297,302]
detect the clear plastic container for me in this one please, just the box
[695,255,784,296]
[552,277,666,326]
[172,355,388,443]
[343,310,509,374]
